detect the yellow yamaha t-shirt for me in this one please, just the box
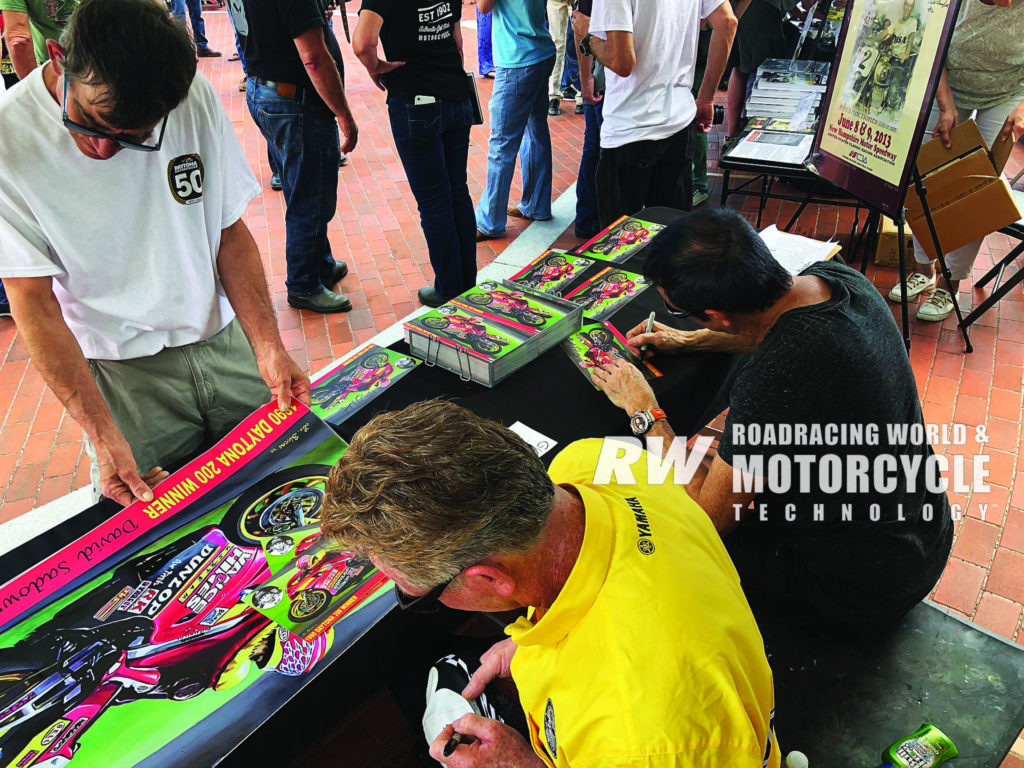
[507,439,780,767]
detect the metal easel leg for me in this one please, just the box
[896,207,912,352]
[911,168,972,353]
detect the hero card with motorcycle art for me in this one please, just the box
[509,250,595,296]
[812,0,963,217]
[309,345,420,426]
[564,267,651,321]
[574,216,665,264]
[561,321,662,388]
[0,403,392,768]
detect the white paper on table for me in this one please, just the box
[727,130,813,165]
[758,225,837,275]
[509,422,558,457]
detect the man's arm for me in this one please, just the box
[3,277,162,505]
[217,218,310,411]
[1,10,36,80]
[694,1,738,131]
[571,10,601,104]
[351,10,404,91]
[476,0,494,14]
[624,320,759,355]
[293,25,358,152]
[586,30,635,78]
[691,453,755,534]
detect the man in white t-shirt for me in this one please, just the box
[573,0,737,226]
[0,0,309,506]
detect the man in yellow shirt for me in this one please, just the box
[321,400,779,767]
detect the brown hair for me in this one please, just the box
[321,400,555,590]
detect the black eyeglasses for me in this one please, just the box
[62,76,167,152]
[662,298,691,319]
[394,570,460,613]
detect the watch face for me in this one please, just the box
[631,412,651,436]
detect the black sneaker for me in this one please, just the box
[196,46,222,57]
[575,102,584,115]
[270,173,282,191]
[0,302,11,319]
[287,286,352,313]
[548,98,560,116]
[561,85,577,101]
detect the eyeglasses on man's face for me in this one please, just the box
[62,76,168,152]
[662,297,692,319]
[394,570,461,613]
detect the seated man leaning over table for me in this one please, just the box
[592,207,954,635]
[321,400,781,768]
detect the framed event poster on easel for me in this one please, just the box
[810,0,963,217]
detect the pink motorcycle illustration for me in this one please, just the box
[465,285,551,327]
[0,464,381,767]
[421,313,512,355]
[310,351,396,411]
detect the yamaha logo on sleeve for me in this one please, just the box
[544,698,557,759]
[167,154,205,205]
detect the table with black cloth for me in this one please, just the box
[336,207,742,450]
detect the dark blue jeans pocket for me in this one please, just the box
[254,104,305,155]
[389,99,443,142]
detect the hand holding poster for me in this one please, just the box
[811,0,963,216]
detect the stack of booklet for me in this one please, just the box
[403,280,583,387]
[746,58,830,121]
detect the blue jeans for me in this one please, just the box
[476,56,555,237]
[476,9,494,75]
[560,22,580,93]
[170,0,208,47]
[246,79,340,296]
[388,98,477,300]
[575,98,603,236]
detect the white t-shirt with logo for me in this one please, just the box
[0,68,260,360]
[590,0,725,149]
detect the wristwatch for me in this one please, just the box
[630,408,667,437]
[578,33,593,57]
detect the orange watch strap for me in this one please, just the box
[651,408,666,420]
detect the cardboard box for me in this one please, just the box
[874,215,914,267]
[905,120,1021,260]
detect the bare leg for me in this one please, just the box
[726,69,750,137]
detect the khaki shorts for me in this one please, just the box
[84,318,272,493]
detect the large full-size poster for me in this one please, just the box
[0,403,393,768]
[811,0,962,216]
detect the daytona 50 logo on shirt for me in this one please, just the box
[168,154,205,205]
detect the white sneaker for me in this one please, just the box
[888,272,936,302]
[916,288,956,321]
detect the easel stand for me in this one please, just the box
[893,168,974,353]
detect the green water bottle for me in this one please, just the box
[879,723,958,768]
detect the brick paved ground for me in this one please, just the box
[1,4,1024,763]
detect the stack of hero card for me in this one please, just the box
[511,250,652,321]
[403,280,583,387]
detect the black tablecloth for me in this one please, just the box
[336,206,743,452]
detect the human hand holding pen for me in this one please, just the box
[429,715,545,767]
[639,311,656,357]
